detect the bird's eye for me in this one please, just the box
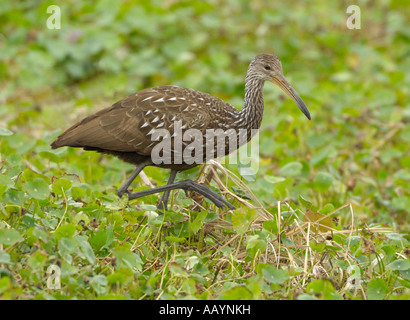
[264,65,271,70]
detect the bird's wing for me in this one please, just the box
[51,86,221,156]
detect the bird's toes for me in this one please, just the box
[226,202,236,210]
[117,189,131,198]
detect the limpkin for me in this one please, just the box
[51,54,310,211]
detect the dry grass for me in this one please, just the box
[181,160,396,296]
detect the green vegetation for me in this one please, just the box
[0,0,409,300]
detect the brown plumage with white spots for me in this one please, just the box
[51,54,310,210]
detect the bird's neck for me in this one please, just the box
[236,76,265,131]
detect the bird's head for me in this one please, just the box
[250,53,311,120]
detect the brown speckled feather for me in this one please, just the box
[51,54,308,171]
[50,54,310,210]
[51,85,240,167]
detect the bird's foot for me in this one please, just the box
[180,180,235,210]
[118,180,235,210]
[117,188,131,199]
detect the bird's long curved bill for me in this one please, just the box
[272,75,311,120]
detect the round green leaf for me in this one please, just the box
[0,229,24,245]
[261,265,289,284]
[222,286,253,300]
[52,178,72,195]
[265,175,286,184]
[25,178,50,200]
[387,259,410,271]
[0,250,11,264]
[55,224,76,240]
[280,162,303,177]
[263,220,278,234]
[314,172,334,190]
[0,128,14,136]
[39,151,62,163]
[367,278,386,300]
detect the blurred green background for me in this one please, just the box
[1,0,409,225]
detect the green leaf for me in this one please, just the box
[55,224,76,240]
[113,249,143,270]
[165,236,186,243]
[263,220,278,234]
[261,265,289,284]
[25,177,50,200]
[90,226,113,251]
[58,237,78,254]
[265,175,286,184]
[190,211,208,233]
[0,128,14,136]
[387,259,410,271]
[310,241,326,252]
[0,277,11,295]
[0,175,13,188]
[246,235,266,258]
[90,275,108,296]
[0,250,11,264]
[319,203,335,215]
[169,263,188,277]
[306,279,341,300]
[52,178,72,195]
[76,235,96,265]
[107,268,134,285]
[299,195,313,209]
[38,151,62,163]
[297,294,319,300]
[367,278,386,300]
[232,207,257,234]
[0,229,24,245]
[280,162,303,177]
[314,172,334,191]
[223,286,253,300]
[28,251,47,270]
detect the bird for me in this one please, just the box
[51,53,310,211]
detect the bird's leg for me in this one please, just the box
[117,162,148,198]
[157,169,177,212]
[127,179,235,210]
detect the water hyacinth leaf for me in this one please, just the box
[0,175,14,188]
[0,229,24,245]
[298,195,313,209]
[387,259,410,271]
[55,224,76,240]
[263,220,278,234]
[113,249,143,270]
[223,286,253,300]
[28,251,47,270]
[25,178,50,200]
[366,278,387,300]
[261,265,289,284]
[319,203,335,215]
[52,178,72,195]
[107,268,134,285]
[77,235,96,265]
[306,279,342,300]
[165,236,186,243]
[0,128,14,136]
[246,235,267,257]
[190,211,208,233]
[0,250,11,264]
[280,161,303,177]
[314,172,334,191]
[90,275,108,296]
[232,207,257,234]
[265,175,286,184]
[38,151,62,163]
